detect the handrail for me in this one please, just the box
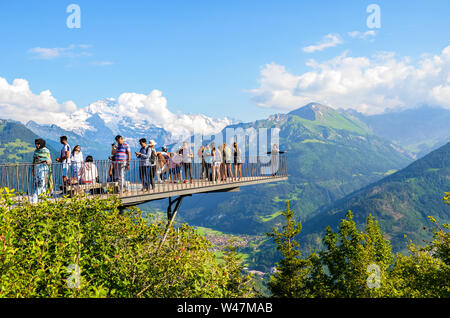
[0,154,288,203]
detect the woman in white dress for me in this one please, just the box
[71,145,84,181]
[212,147,222,182]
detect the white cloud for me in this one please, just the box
[348,30,377,40]
[0,77,77,123]
[302,34,343,53]
[28,44,92,60]
[0,75,232,137]
[92,61,114,66]
[248,46,450,114]
[67,90,233,137]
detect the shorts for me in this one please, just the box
[62,163,71,177]
[169,167,180,175]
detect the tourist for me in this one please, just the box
[79,156,99,184]
[148,140,157,189]
[156,152,167,183]
[135,138,152,191]
[32,139,52,203]
[159,146,169,181]
[203,144,213,181]
[108,143,118,182]
[212,146,222,182]
[112,135,131,194]
[182,142,193,183]
[168,152,182,183]
[71,145,84,182]
[56,136,71,185]
[267,144,287,176]
[222,143,233,181]
[198,145,206,179]
[232,142,242,181]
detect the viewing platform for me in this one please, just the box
[0,155,288,219]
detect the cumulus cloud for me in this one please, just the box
[248,46,450,114]
[0,76,77,123]
[0,75,232,137]
[302,34,343,53]
[67,90,233,137]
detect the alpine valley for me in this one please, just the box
[1,102,449,272]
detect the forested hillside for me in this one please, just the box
[301,142,450,253]
[174,103,413,235]
[0,119,58,163]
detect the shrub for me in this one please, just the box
[0,188,253,298]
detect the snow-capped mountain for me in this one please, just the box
[26,95,236,158]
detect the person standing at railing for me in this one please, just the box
[212,146,222,182]
[232,142,242,181]
[203,144,213,181]
[32,139,52,203]
[71,145,84,182]
[56,136,71,185]
[182,142,193,184]
[135,138,152,191]
[267,144,287,176]
[222,143,233,181]
[198,145,206,180]
[148,140,157,189]
[159,146,169,182]
[112,135,131,194]
[169,151,182,183]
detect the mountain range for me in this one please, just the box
[344,105,450,158]
[1,101,449,269]
[170,103,415,235]
[24,97,235,160]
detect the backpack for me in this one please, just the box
[150,148,157,165]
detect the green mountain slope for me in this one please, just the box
[169,103,413,235]
[0,119,58,163]
[301,142,450,253]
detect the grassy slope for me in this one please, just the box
[0,119,58,163]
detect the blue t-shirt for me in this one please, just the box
[115,143,130,161]
[203,149,212,164]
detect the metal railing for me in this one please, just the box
[0,155,288,203]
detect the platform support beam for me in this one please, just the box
[156,195,191,252]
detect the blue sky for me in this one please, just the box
[1,0,450,124]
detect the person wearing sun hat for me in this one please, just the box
[148,139,157,189]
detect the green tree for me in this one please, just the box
[222,240,255,298]
[266,201,312,297]
[0,188,253,298]
[390,204,450,297]
[311,211,395,297]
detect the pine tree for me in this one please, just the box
[267,201,312,297]
[312,211,395,297]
